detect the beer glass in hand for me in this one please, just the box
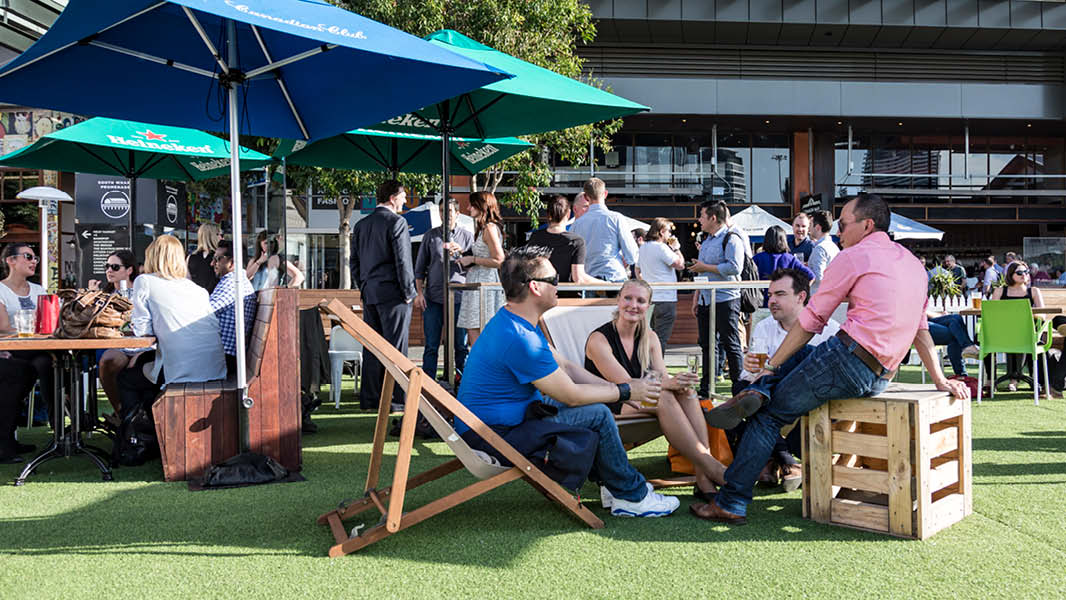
[640,369,661,408]
[686,353,700,389]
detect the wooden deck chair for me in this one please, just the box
[315,300,603,558]
[539,299,693,488]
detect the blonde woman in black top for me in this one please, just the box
[584,278,726,500]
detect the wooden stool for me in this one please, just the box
[800,383,972,539]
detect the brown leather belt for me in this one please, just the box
[835,330,895,379]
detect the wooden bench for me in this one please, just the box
[800,383,972,539]
[152,288,302,482]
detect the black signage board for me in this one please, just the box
[76,174,134,225]
[157,180,187,231]
[800,193,831,215]
[76,225,130,288]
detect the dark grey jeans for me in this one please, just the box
[650,301,677,353]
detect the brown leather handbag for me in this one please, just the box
[54,289,133,339]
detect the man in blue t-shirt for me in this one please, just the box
[457,246,680,518]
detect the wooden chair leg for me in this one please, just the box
[365,372,395,492]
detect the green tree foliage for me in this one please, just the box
[318,0,620,223]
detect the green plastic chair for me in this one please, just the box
[976,299,1052,405]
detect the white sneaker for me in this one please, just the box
[600,482,653,509]
[609,490,680,518]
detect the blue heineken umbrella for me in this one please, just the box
[0,0,509,478]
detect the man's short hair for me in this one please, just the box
[699,199,729,223]
[376,179,404,205]
[216,240,234,260]
[582,177,606,201]
[809,210,833,233]
[792,213,809,224]
[445,197,459,210]
[770,267,812,305]
[850,193,890,233]
[500,245,553,302]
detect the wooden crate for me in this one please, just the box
[800,383,972,539]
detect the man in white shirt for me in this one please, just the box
[981,256,999,296]
[806,210,839,294]
[730,267,840,490]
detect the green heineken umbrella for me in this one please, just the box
[274,128,531,175]
[377,30,649,139]
[0,117,273,180]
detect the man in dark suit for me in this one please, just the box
[350,180,416,410]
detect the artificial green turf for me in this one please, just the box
[1,367,1065,599]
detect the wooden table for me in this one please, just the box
[0,335,155,485]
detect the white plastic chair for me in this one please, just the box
[329,325,363,409]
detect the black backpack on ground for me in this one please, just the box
[723,229,760,313]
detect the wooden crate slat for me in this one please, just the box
[886,402,914,537]
[928,426,958,457]
[924,494,967,539]
[925,394,966,424]
[829,398,886,424]
[831,430,889,460]
[184,382,206,478]
[928,459,960,493]
[831,498,889,532]
[832,464,889,494]
[806,403,833,523]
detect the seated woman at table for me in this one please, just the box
[117,235,226,416]
[584,278,726,501]
[988,260,1043,391]
[926,308,979,377]
[87,250,142,415]
[0,242,52,425]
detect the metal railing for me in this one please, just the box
[444,280,771,392]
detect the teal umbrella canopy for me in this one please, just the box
[0,117,273,180]
[376,30,649,138]
[275,128,531,175]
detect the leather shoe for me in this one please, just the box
[692,483,717,503]
[703,389,765,429]
[690,500,747,525]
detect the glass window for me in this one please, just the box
[716,133,749,204]
[592,134,632,188]
[633,134,672,188]
[751,134,789,204]
[835,134,868,198]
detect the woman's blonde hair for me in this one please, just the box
[144,235,188,280]
[612,278,654,371]
[195,222,221,255]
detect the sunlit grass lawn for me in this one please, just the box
[1,365,1064,599]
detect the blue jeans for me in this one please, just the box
[715,336,891,516]
[421,298,468,378]
[928,314,972,376]
[543,399,648,502]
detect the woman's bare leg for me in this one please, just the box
[98,350,131,413]
[655,389,726,488]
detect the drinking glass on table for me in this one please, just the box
[14,309,35,338]
[640,369,661,408]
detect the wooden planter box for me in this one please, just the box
[800,384,972,539]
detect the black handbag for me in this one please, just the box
[723,230,761,314]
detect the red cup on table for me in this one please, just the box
[35,294,60,335]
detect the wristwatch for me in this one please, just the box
[616,382,631,403]
[762,362,778,374]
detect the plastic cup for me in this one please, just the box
[15,309,35,337]
[640,369,661,408]
[972,298,982,310]
[753,352,768,370]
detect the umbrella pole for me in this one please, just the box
[226,20,251,453]
[441,115,454,387]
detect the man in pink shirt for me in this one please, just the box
[692,194,970,525]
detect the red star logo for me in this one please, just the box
[139,130,167,141]
[455,141,468,149]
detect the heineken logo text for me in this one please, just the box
[188,158,231,172]
[384,114,439,130]
[107,135,212,154]
[461,144,499,165]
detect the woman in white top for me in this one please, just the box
[457,191,505,345]
[246,231,304,291]
[119,235,226,413]
[636,218,685,354]
[0,243,52,424]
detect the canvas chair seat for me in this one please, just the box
[417,398,509,479]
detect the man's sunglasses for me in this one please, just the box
[528,274,559,286]
[105,263,126,271]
